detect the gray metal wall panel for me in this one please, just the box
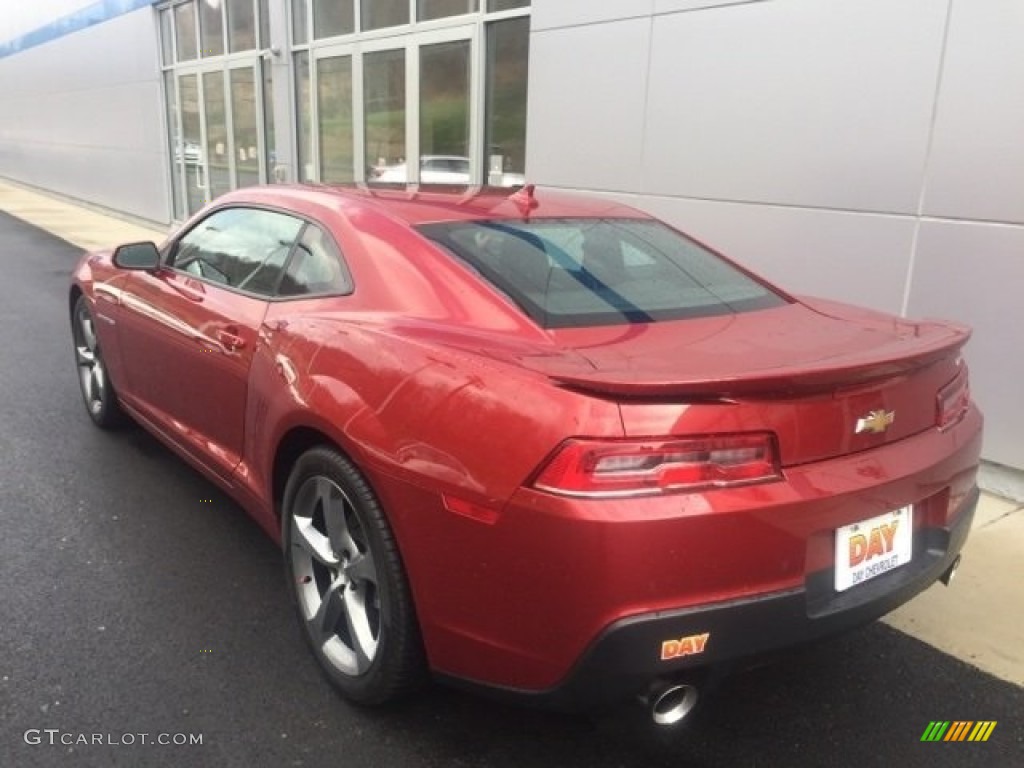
[526,18,651,192]
[907,220,1024,469]
[641,0,947,214]
[0,8,169,223]
[922,0,1024,225]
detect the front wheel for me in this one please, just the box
[71,294,127,429]
[282,446,425,705]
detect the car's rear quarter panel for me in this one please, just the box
[250,316,624,679]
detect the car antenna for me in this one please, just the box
[508,184,538,219]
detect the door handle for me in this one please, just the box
[216,328,246,351]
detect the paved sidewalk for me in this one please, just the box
[884,493,1024,686]
[0,178,167,250]
[2,176,1021,688]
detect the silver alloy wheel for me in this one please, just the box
[73,303,106,416]
[290,476,381,676]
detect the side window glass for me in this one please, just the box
[279,224,352,297]
[172,207,303,295]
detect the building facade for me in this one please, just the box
[1,0,1022,479]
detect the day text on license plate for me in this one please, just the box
[834,506,913,592]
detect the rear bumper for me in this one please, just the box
[481,485,976,711]
[404,408,983,709]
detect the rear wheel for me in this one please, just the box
[282,446,425,705]
[71,295,126,429]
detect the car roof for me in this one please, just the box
[218,184,652,226]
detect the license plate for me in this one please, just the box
[834,506,913,592]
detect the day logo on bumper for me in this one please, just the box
[660,632,710,661]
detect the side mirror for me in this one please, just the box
[113,241,161,271]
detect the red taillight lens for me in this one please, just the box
[937,367,970,431]
[532,433,781,498]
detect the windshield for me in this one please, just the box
[418,218,788,328]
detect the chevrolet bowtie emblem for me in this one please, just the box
[855,409,895,435]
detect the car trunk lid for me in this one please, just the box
[536,299,970,466]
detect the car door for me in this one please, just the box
[116,206,303,482]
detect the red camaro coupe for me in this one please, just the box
[69,184,982,725]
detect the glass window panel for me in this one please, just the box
[364,49,406,178]
[487,0,529,11]
[203,71,231,200]
[164,72,185,221]
[420,40,470,183]
[361,0,407,31]
[317,56,354,183]
[314,0,354,38]
[174,208,303,295]
[485,17,529,185]
[292,0,308,43]
[160,9,174,66]
[418,0,478,21]
[174,3,198,62]
[179,74,205,214]
[199,0,225,57]
[230,68,260,189]
[259,0,270,47]
[262,61,276,179]
[294,51,313,181]
[418,219,784,329]
[227,0,257,52]
[280,224,352,296]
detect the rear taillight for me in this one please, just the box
[532,433,781,498]
[937,367,970,431]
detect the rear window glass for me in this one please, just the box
[418,218,787,328]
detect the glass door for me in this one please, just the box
[202,69,232,204]
[170,63,266,218]
[418,34,475,185]
[310,26,479,185]
[177,72,206,216]
[228,65,262,190]
[363,25,479,185]
[313,49,355,183]
[362,43,407,182]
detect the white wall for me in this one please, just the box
[527,0,1024,471]
[0,7,169,223]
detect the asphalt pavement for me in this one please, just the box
[0,211,1021,768]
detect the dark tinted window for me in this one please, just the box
[172,207,303,295]
[418,218,787,328]
[279,224,352,296]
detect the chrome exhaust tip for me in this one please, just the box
[940,555,962,586]
[646,683,700,727]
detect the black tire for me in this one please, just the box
[282,446,425,705]
[71,294,128,429]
